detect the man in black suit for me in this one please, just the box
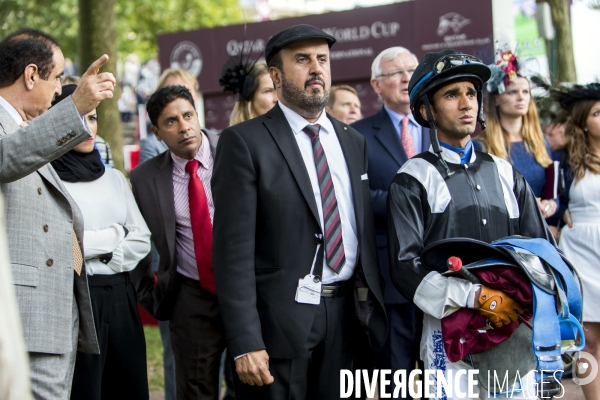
[351,47,430,392]
[130,85,225,399]
[212,24,387,399]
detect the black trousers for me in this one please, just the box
[71,272,148,400]
[169,276,226,400]
[233,288,354,400]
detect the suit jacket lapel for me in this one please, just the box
[263,104,321,228]
[373,107,407,166]
[154,151,177,264]
[330,116,364,240]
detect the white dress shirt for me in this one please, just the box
[0,95,25,125]
[279,101,358,284]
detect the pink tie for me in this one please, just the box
[401,117,416,159]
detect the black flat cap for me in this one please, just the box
[265,24,336,66]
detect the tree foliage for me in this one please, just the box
[1,0,244,63]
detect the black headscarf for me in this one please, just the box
[50,84,105,182]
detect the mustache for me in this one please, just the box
[304,76,325,89]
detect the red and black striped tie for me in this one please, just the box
[303,124,346,274]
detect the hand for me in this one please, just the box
[539,199,557,219]
[235,350,274,386]
[71,54,116,116]
[563,209,573,229]
[476,286,524,328]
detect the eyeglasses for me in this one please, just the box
[432,54,483,74]
[377,68,417,79]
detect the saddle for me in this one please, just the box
[421,236,584,398]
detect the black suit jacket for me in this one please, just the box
[351,107,430,304]
[130,131,219,320]
[211,104,387,359]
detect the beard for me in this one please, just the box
[280,71,330,118]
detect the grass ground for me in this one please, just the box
[144,326,164,392]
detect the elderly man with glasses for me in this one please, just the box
[351,47,431,397]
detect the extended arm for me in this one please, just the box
[0,98,90,183]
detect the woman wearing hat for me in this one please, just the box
[51,85,152,400]
[474,51,557,220]
[220,60,278,125]
[555,83,600,399]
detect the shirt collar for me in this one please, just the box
[428,139,477,164]
[0,95,24,125]
[440,140,473,164]
[279,101,336,137]
[170,130,213,175]
[383,104,418,130]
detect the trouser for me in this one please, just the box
[169,275,226,400]
[29,297,78,400]
[70,272,148,400]
[232,284,354,400]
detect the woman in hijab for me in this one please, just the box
[51,85,151,400]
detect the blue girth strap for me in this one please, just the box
[493,238,585,397]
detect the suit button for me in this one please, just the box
[37,187,42,195]
[46,259,54,267]
[43,224,49,232]
[476,185,481,191]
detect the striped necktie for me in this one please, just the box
[303,124,346,274]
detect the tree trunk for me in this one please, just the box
[78,0,124,172]
[545,0,577,83]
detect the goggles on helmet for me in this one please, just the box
[409,54,485,100]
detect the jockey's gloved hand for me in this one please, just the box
[476,286,524,328]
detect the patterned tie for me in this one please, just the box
[401,117,416,159]
[303,124,346,274]
[185,160,216,294]
[72,231,82,276]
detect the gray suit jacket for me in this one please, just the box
[0,98,99,355]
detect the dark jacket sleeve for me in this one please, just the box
[128,168,158,316]
[211,126,265,358]
[387,175,432,302]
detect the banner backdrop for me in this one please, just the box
[158,0,493,130]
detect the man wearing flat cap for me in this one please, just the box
[212,24,387,399]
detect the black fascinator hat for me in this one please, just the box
[219,56,261,101]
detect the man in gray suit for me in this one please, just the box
[0,28,115,399]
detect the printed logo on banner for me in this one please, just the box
[422,11,490,52]
[437,12,471,36]
[170,41,203,77]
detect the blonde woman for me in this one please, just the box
[474,51,557,219]
[555,83,600,400]
[220,61,277,125]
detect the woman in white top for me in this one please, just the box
[554,83,600,400]
[50,85,151,400]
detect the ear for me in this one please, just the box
[370,78,381,95]
[151,126,162,142]
[22,64,38,91]
[269,67,282,88]
[419,103,429,122]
